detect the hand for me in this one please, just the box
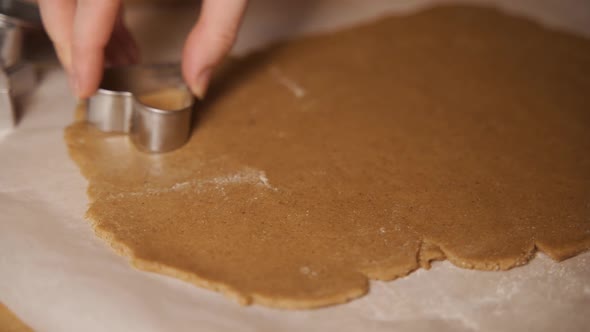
[182,0,248,98]
[37,0,248,99]
[37,0,139,98]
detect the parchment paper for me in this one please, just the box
[1,1,589,331]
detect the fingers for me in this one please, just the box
[39,0,130,97]
[37,0,76,73]
[40,0,244,99]
[72,0,121,98]
[182,0,248,98]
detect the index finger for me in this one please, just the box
[37,0,76,73]
[72,0,121,98]
[182,0,248,98]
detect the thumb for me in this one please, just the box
[182,0,248,99]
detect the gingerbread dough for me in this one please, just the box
[0,304,31,332]
[65,6,590,308]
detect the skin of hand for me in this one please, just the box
[36,0,248,99]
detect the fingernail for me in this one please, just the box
[191,68,213,99]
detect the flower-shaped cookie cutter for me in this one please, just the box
[87,64,195,153]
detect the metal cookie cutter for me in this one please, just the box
[0,0,41,130]
[87,64,195,153]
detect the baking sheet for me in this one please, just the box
[1,1,589,331]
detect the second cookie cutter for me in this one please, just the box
[87,64,195,153]
[1,0,42,130]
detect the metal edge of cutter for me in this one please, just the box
[0,0,41,130]
[86,64,195,153]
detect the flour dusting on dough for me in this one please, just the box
[300,266,318,278]
[110,168,276,198]
[270,66,307,98]
[210,168,277,191]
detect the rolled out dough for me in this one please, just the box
[65,6,590,308]
[0,303,32,332]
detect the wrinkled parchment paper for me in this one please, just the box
[1,1,589,331]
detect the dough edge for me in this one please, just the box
[85,206,589,309]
